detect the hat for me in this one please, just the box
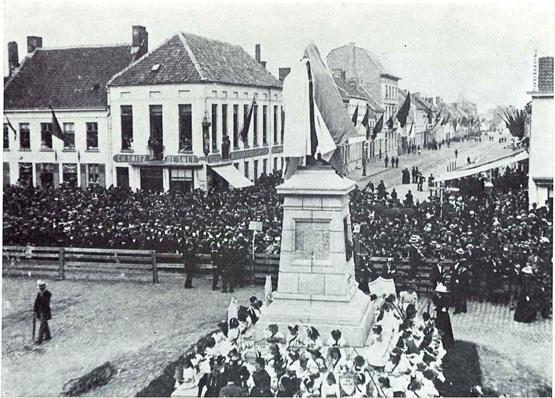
[466,244,474,249]
[521,266,533,274]
[36,279,46,287]
[409,235,420,243]
[435,283,448,293]
[455,248,465,255]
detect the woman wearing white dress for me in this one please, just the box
[320,372,341,398]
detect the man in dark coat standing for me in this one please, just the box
[450,248,470,314]
[181,238,196,289]
[33,280,52,344]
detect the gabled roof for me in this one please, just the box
[412,94,432,112]
[109,32,282,89]
[359,87,384,113]
[333,76,369,101]
[4,45,133,110]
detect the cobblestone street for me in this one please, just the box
[418,297,552,391]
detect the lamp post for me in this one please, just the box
[202,111,211,157]
[362,141,368,176]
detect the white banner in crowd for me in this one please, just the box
[368,277,397,298]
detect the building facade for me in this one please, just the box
[107,33,283,192]
[3,27,145,188]
[327,43,401,156]
[527,56,554,206]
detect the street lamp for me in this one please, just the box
[362,141,368,176]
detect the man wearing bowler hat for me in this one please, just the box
[33,280,52,344]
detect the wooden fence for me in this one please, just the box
[2,246,511,295]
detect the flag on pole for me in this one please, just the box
[396,91,411,128]
[408,122,415,138]
[4,114,17,139]
[351,105,359,126]
[371,114,384,140]
[386,114,395,130]
[240,98,256,144]
[49,106,69,145]
[361,106,370,128]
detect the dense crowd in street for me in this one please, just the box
[4,165,552,314]
[170,288,450,397]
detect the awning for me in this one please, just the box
[435,150,529,183]
[211,165,254,189]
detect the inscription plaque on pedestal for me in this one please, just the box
[294,220,330,260]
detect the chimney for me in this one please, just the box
[279,67,291,82]
[435,96,442,105]
[261,61,266,69]
[8,41,19,75]
[342,70,346,80]
[255,44,261,63]
[132,25,148,60]
[26,36,42,53]
[348,78,357,90]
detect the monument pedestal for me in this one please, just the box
[256,166,374,346]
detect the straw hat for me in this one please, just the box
[435,283,448,293]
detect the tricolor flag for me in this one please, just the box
[4,114,17,139]
[351,105,359,126]
[371,114,384,140]
[386,114,395,130]
[49,106,70,145]
[361,106,370,129]
[240,98,256,144]
[282,43,354,177]
[396,92,411,128]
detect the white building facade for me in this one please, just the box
[527,56,554,207]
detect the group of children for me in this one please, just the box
[172,289,447,397]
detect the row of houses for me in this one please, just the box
[326,42,479,172]
[3,28,478,191]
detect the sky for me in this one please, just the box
[2,0,554,112]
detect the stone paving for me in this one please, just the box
[417,297,552,386]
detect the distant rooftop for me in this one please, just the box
[108,32,281,89]
[4,44,133,110]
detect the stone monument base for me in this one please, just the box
[256,285,374,347]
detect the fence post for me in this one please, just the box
[151,250,159,284]
[58,248,65,280]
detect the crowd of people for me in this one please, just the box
[171,286,449,397]
[4,163,552,317]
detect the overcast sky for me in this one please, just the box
[3,0,554,112]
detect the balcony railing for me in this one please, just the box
[147,145,165,161]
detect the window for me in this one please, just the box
[178,104,192,151]
[40,123,52,149]
[273,105,278,144]
[19,123,30,150]
[243,104,249,147]
[262,105,268,145]
[149,105,163,143]
[19,162,33,185]
[244,160,249,178]
[253,105,258,146]
[86,122,98,150]
[280,106,285,144]
[234,162,239,170]
[211,104,218,152]
[63,123,75,150]
[263,158,267,175]
[273,157,278,172]
[62,163,78,187]
[85,164,105,187]
[233,105,239,149]
[3,124,9,149]
[170,168,193,192]
[254,159,258,183]
[37,163,58,187]
[121,105,133,150]
[222,104,228,139]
